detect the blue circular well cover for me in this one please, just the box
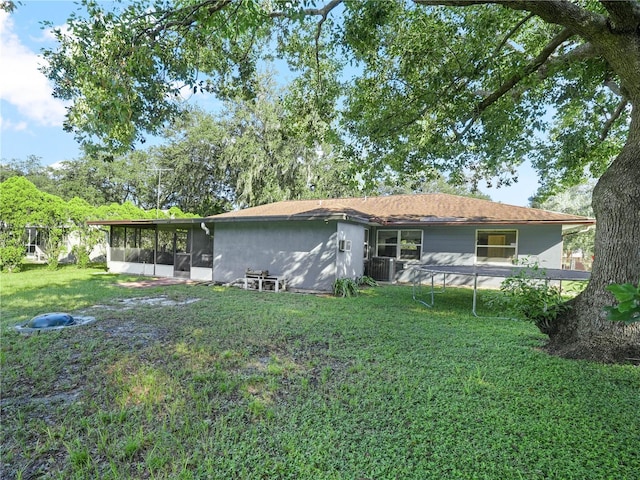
[26,313,76,329]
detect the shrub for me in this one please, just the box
[0,245,24,272]
[333,276,378,297]
[356,275,378,287]
[71,245,91,269]
[605,282,640,324]
[333,277,360,297]
[486,263,569,334]
[44,228,64,271]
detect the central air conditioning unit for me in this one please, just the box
[367,256,396,282]
[339,239,352,252]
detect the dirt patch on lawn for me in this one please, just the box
[87,295,200,312]
[118,277,197,288]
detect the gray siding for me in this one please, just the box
[213,220,339,291]
[418,224,563,267]
[336,222,365,279]
[393,224,564,286]
[104,218,565,292]
[516,225,563,267]
[421,226,477,265]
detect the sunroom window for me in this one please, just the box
[111,226,155,263]
[476,230,518,264]
[376,230,422,260]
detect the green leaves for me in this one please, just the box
[41,0,633,201]
[485,262,569,335]
[605,283,640,324]
[0,176,196,271]
[43,0,271,155]
[341,4,559,187]
[333,276,378,297]
[333,277,359,297]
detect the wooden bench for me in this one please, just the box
[243,269,286,293]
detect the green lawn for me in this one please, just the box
[1,266,638,479]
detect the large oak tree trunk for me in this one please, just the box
[547,107,640,363]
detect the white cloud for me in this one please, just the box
[0,116,28,132]
[49,160,65,170]
[39,21,71,43]
[0,10,67,128]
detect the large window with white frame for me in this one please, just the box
[376,230,422,260]
[475,229,518,264]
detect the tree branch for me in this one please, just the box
[600,99,629,141]
[456,27,574,139]
[600,0,640,33]
[536,41,597,79]
[268,0,344,99]
[492,12,535,59]
[267,0,343,19]
[149,0,233,37]
[413,0,640,101]
[312,1,343,89]
[413,0,608,39]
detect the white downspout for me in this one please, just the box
[201,222,213,281]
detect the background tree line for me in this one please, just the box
[2,72,495,217]
[1,71,502,274]
[1,75,361,217]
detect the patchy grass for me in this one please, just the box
[1,266,639,479]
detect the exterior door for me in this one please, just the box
[173,229,191,278]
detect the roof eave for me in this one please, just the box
[212,213,371,224]
[88,216,595,227]
[87,218,208,226]
[380,219,596,227]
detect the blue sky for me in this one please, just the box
[0,0,540,206]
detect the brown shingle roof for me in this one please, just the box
[210,193,594,226]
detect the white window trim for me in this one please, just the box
[475,229,519,265]
[376,229,423,260]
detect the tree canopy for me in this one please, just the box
[42,0,631,196]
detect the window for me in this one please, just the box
[25,228,43,255]
[110,227,125,261]
[376,230,422,260]
[138,228,155,263]
[476,230,518,264]
[110,226,155,263]
[174,229,190,254]
[125,227,141,262]
[192,228,213,268]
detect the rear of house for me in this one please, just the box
[90,194,594,292]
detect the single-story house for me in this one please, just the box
[88,193,595,291]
